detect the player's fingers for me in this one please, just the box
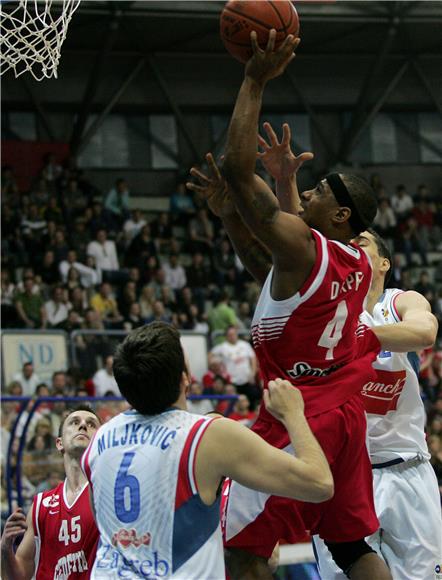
[263,389,271,408]
[185,182,205,194]
[257,134,270,151]
[206,153,222,180]
[281,123,291,146]
[266,29,276,53]
[189,167,210,182]
[263,122,279,147]
[250,31,260,54]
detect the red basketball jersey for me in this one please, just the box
[32,480,99,579]
[251,229,380,419]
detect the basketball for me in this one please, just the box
[220,0,300,64]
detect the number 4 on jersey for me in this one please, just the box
[318,301,348,360]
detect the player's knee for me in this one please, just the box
[225,547,273,580]
[324,538,376,578]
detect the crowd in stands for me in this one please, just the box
[1,157,442,510]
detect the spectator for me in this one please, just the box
[69,286,88,318]
[90,282,123,327]
[415,270,436,297]
[237,301,252,330]
[413,197,440,252]
[39,250,60,286]
[162,253,187,292]
[59,250,100,288]
[208,290,237,342]
[229,394,257,427]
[213,238,238,287]
[373,198,397,241]
[118,280,138,318]
[126,224,157,268]
[145,300,171,324]
[92,355,120,397]
[202,356,231,391]
[150,212,173,251]
[1,270,17,327]
[41,152,62,184]
[188,208,214,254]
[87,229,119,279]
[15,276,47,329]
[51,371,68,396]
[185,252,213,312]
[70,217,90,259]
[123,209,146,245]
[160,285,177,317]
[170,182,195,226]
[139,285,155,319]
[89,201,110,235]
[123,302,144,331]
[43,196,63,225]
[44,286,69,329]
[48,228,69,264]
[209,326,259,407]
[12,362,41,397]
[186,381,214,415]
[391,184,414,223]
[104,178,130,229]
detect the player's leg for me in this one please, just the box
[312,535,347,580]
[225,548,274,580]
[312,397,392,579]
[370,460,442,579]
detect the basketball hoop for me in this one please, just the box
[0,0,81,81]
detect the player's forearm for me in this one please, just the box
[372,318,437,352]
[222,212,272,285]
[223,78,280,232]
[276,175,302,215]
[282,412,333,502]
[1,549,30,580]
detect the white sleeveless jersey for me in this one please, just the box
[82,409,224,579]
[360,288,430,463]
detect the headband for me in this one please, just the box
[325,173,366,234]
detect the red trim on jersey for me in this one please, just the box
[391,291,404,321]
[190,418,219,496]
[175,418,206,509]
[81,434,96,489]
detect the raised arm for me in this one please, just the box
[1,508,36,580]
[222,31,316,278]
[372,291,438,352]
[187,153,272,285]
[196,379,334,505]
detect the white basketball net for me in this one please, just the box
[0,0,81,81]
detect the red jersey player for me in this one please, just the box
[188,31,392,580]
[1,406,101,579]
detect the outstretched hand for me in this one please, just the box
[246,29,300,86]
[258,122,314,181]
[187,153,236,219]
[0,508,27,551]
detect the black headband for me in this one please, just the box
[325,173,366,234]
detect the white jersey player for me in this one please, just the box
[82,322,333,579]
[314,229,441,580]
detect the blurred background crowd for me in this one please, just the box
[1,155,441,516]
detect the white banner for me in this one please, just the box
[180,333,208,381]
[2,332,68,386]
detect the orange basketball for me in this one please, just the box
[220,0,300,64]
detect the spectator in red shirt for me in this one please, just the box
[229,394,257,427]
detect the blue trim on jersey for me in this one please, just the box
[172,494,220,573]
[407,351,420,379]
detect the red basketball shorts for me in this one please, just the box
[221,394,379,559]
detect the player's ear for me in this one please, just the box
[55,437,64,453]
[333,206,351,224]
[380,257,391,276]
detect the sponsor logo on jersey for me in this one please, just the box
[435,564,442,580]
[54,549,88,578]
[286,360,343,380]
[42,494,60,509]
[49,509,60,515]
[112,528,151,549]
[362,369,406,415]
